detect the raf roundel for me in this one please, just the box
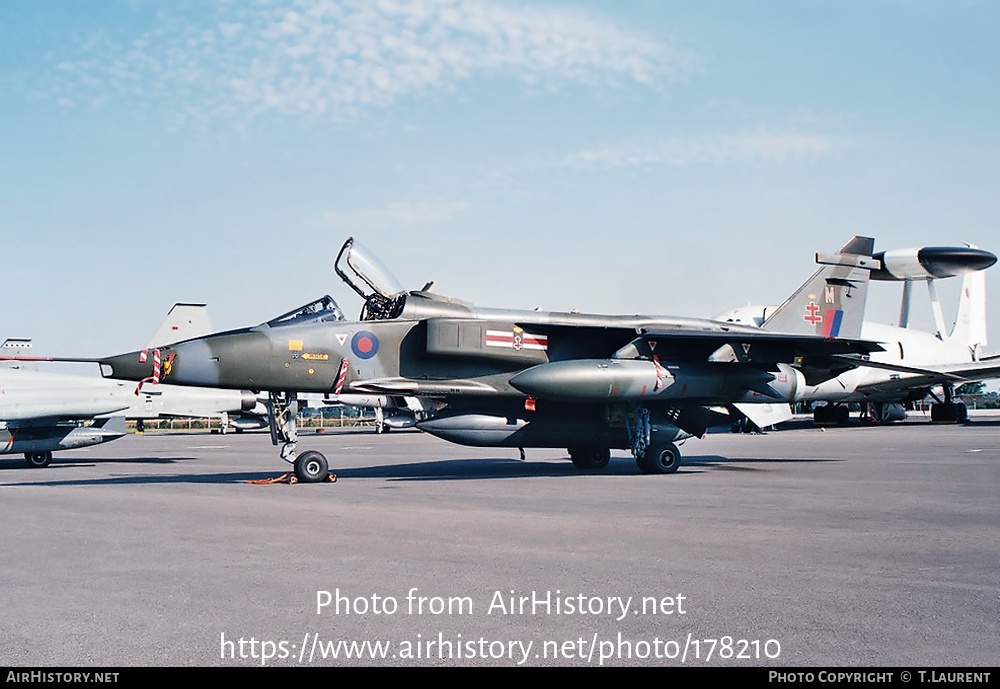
[351,331,380,360]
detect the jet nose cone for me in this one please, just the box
[98,350,157,382]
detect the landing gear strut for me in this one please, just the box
[267,392,330,482]
[930,385,968,423]
[625,404,683,475]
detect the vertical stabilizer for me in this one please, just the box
[762,236,877,338]
[145,304,212,348]
[0,339,34,370]
[950,266,987,354]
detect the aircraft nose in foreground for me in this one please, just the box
[99,331,272,390]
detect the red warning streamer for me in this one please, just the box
[333,358,349,394]
[135,348,161,394]
[653,355,665,391]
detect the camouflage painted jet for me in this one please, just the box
[92,236,881,482]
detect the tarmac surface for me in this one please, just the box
[1,419,998,667]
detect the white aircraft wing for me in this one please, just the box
[838,358,1000,395]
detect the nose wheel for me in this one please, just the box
[294,451,330,483]
[268,392,331,483]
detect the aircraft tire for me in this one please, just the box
[956,402,968,423]
[931,402,968,423]
[569,447,610,470]
[636,442,681,475]
[294,451,329,483]
[24,451,52,469]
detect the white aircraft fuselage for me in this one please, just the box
[800,321,975,404]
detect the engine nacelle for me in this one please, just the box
[872,402,906,422]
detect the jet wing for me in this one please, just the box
[635,328,882,361]
[832,357,1000,395]
[519,322,882,363]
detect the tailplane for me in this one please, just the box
[762,236,877,338]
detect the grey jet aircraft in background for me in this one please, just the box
[1,305,266,468]
[0,354,128,467]
[87,236,883,482]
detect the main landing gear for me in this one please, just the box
[929,385,969,424]
[636,439,682,475]
[267,392,330,483]
[568,446,611,470]
[24,451,52,468]
[566,405,684,475]
[627,405,683,475]
[813,403,850,425]
[565,440,681,474]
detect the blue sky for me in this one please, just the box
[2,0,998,356]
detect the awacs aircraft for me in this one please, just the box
[85,236,882,482]
[718,243,999,424]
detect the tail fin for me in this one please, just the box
[144,303,212,348]
[950,254,988,355]
[762,236,877,338]
[0,339,34,369]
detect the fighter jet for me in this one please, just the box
[0,306,267,468]
[718,243,999,424]
[86,236,883,482]
[0,350,263,470]
[0,347,128,467]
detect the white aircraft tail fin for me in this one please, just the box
[762,236,877,338]
[145,304,212,349]
[950,265,987,354]
[0,339,36,369]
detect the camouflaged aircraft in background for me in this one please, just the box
[94,236,882,482]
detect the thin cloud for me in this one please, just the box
[40,0,687,125]
[322,200,470,230]
[561,131,850,170]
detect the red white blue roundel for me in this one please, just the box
[351,331,379,359]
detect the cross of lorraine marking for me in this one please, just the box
[803,301,823,325]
